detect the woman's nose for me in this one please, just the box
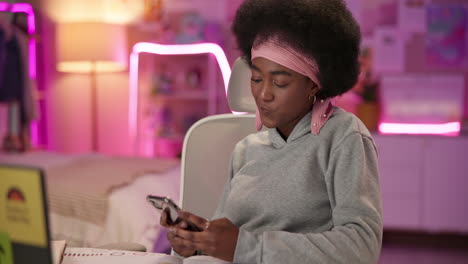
[260,82,274,101]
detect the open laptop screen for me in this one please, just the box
[0,165,52,264]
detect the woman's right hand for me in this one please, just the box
[160,208,197,257]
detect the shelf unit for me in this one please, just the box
[129,43,231,158]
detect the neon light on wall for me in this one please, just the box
[129,42,232,154]
[378,122,461,136]
[0,2,38,145]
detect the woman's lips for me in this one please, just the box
[258,105,273,114]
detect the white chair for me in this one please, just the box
[101,58,254,253]
[180,58,257,219]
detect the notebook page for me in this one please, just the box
[184,255,232,264]
[61,247,183,264]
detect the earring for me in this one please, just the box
[308,95,317,104]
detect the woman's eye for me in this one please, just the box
[251,78,262,83]
[274,82,288,88]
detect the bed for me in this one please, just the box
[0,151,180,253]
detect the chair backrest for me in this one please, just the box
[180,58,256,219]
[227,57,257,113]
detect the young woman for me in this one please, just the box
[161,0,382,263]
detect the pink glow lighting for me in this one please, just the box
[378,122,461,136]
[10,3,35,34]
[29,39,36,78]
[129,42,232,153]
[0,2,38,145]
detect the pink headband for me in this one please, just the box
[251,37,334,135]
[251,37,321,88]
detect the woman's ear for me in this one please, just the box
[309,83,320,97]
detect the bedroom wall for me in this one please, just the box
[27,0,467,154]
[37,0,142,154]
[37,0,236,155]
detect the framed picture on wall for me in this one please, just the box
[373,27,405,73]
[399,0,427,35]
[426,4,466,68]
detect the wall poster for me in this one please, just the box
[426,4,467,68]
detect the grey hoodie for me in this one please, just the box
[213,108,382,264]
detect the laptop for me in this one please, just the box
[0,164,52,264]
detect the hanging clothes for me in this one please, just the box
[0,21,39,122]
[0,29,6,87]
[15,25,39,124]
[0,27,24,103]
[0,17,39,151]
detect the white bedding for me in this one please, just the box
[0,151,180,253]
[50,167,180,252]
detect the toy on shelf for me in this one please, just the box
[184,67,202,90]
[150,67,174,96]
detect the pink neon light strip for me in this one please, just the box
[10,3,35,34]
[379,122,461,136]
[0,3,38,145]
[129,42,232,150]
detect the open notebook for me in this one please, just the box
[61,247,231,264]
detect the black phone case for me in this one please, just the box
[148,195,202,232]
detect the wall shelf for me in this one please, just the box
[129,42,232,158]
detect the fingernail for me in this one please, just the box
[168,228,175,233]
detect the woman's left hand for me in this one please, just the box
[170,211,239,262]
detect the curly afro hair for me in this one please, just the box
[232,0,361,99]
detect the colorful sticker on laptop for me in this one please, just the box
[0,167,48,247]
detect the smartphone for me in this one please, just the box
[146,195,202,232]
